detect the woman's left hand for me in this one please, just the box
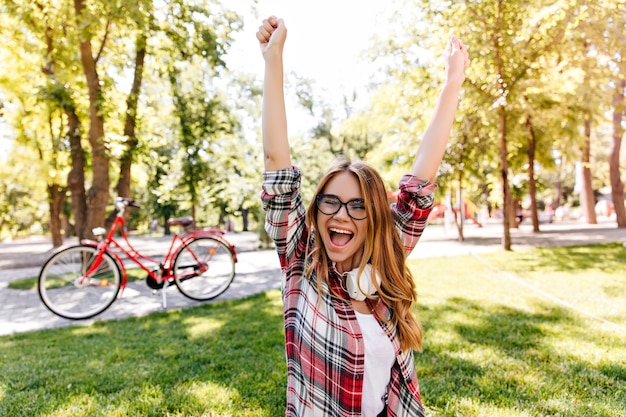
[444,36,470,87]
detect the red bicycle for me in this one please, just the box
[37,197,237,320]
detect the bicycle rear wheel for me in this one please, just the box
[173,237,235,301]
[38,245,121,320]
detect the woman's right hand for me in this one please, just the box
[256,16,287,58]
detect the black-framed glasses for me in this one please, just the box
[316,194,367,220]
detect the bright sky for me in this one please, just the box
[226,0,396,130]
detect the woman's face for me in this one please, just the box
[316,171,368,274]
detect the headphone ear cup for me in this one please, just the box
[346,264,380,300]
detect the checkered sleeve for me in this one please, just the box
[261,167,307,269]
[392,174,436,254]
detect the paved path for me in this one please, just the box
[0,249,280,336]
[0,221,624,336]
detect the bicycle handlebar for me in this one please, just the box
[115,197,140,213]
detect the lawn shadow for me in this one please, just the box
[0,291,287,416]
[417,296,626,416]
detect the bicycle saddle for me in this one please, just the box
[167,216,194,227]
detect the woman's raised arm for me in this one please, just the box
[411,36,470,182]
[257,16,291,171]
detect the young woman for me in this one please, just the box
[257,15,469,417]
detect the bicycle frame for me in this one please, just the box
[80,201,237,300]
[37,196,239,319]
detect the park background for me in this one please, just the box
[0,1,625,416]
[0,0,625,250]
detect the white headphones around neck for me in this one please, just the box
[344,264,381,301]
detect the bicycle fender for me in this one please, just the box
[186,231,238,262]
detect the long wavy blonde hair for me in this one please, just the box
[305,158,423,352]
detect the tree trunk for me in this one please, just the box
[610,78,626,227]
[116,34,146,200]
[580,116,597,224]
[164,217,172,236]
[106,34,147,228]
[47,184,67,247]
[554,160,563,213]
[579,40,597,225]
[525,114,540,232]
[40,21,87,243]
[456,174,465,241]
[191,203,197,230]
[509,197,520,229]
[66,108,88,241]
[499,105,512,250]
[241,207,249,232]
[493,2,511,250]
[74,0,110,237]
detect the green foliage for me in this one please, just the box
[353,0,625,219]
[1,0,624,241]
[0,0,250,239]
[0,147,48,239]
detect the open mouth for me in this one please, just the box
[329,227,354,247]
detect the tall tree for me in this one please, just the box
[2,0,89,242]
[375,0,579,249]
[563,2,626,226]
[1,0,246,242]
[516,67,566,233]
[442,108,495,240]
[579,40,599,224]
[73,0,110,236]
[116,32,147,202]
[469,0,576,247]
[610,77,626,227]
[606,4,626,227]
[38,1,87,243]
[156,0,243,225]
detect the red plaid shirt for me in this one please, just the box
[262,166,434,417]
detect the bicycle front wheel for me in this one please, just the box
[38,246,121,320]
[173,237,235,301]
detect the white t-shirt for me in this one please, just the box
[355,310,396,416]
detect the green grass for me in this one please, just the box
[8,267,148,290]
[413,242,626,417]
[1,243,625,416]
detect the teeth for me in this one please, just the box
[329,228,353,235]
